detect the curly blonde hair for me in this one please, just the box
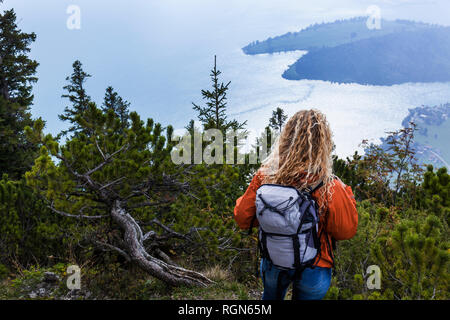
[259,109,335,214]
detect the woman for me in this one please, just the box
[234,109,358,300]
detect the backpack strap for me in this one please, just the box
[308,184,336,270]
[321,208,336,268]
[260,229,272,262]
[248,214,257,235]
[308,180,324,194]
[292,234,301,269]
[257,193,295,217]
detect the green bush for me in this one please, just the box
[0,176,72,269]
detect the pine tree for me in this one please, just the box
[102,86,130,132]
[372,213,448,299]
[191,56,248,169]
[0,98,37,178]
[0,9,38,106]
[0,175,66,267]
[268,107,287,133]
[384,123,422,206]
[0,8,39,178]
[26,102,213,287]
[328,127,449,300]
[59,60,92,135]
[192,55,246,133]
[252,125,273,164]
[185,119,195,134]
[422,165,449,215]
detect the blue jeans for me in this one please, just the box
[260,258,332,300]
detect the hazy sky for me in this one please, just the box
[2,0,450,135]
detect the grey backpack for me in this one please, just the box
[255,182,324,270]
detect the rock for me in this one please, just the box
[43,271,60,283]
[29,292,37,299]
[64,289,82,300]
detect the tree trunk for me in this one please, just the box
[0,75,10,101]
[110,200,213,287]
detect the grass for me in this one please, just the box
[0,263,263,300]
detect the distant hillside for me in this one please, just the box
[243,17,437,55]
[282,27,450,85]
[402,103,449,128]
[379,103,450,169]
[403,103,450,169]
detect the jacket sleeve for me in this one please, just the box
[233,173,263,230]
[325,178,358,240]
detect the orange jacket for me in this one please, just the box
[233,172,358,268]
